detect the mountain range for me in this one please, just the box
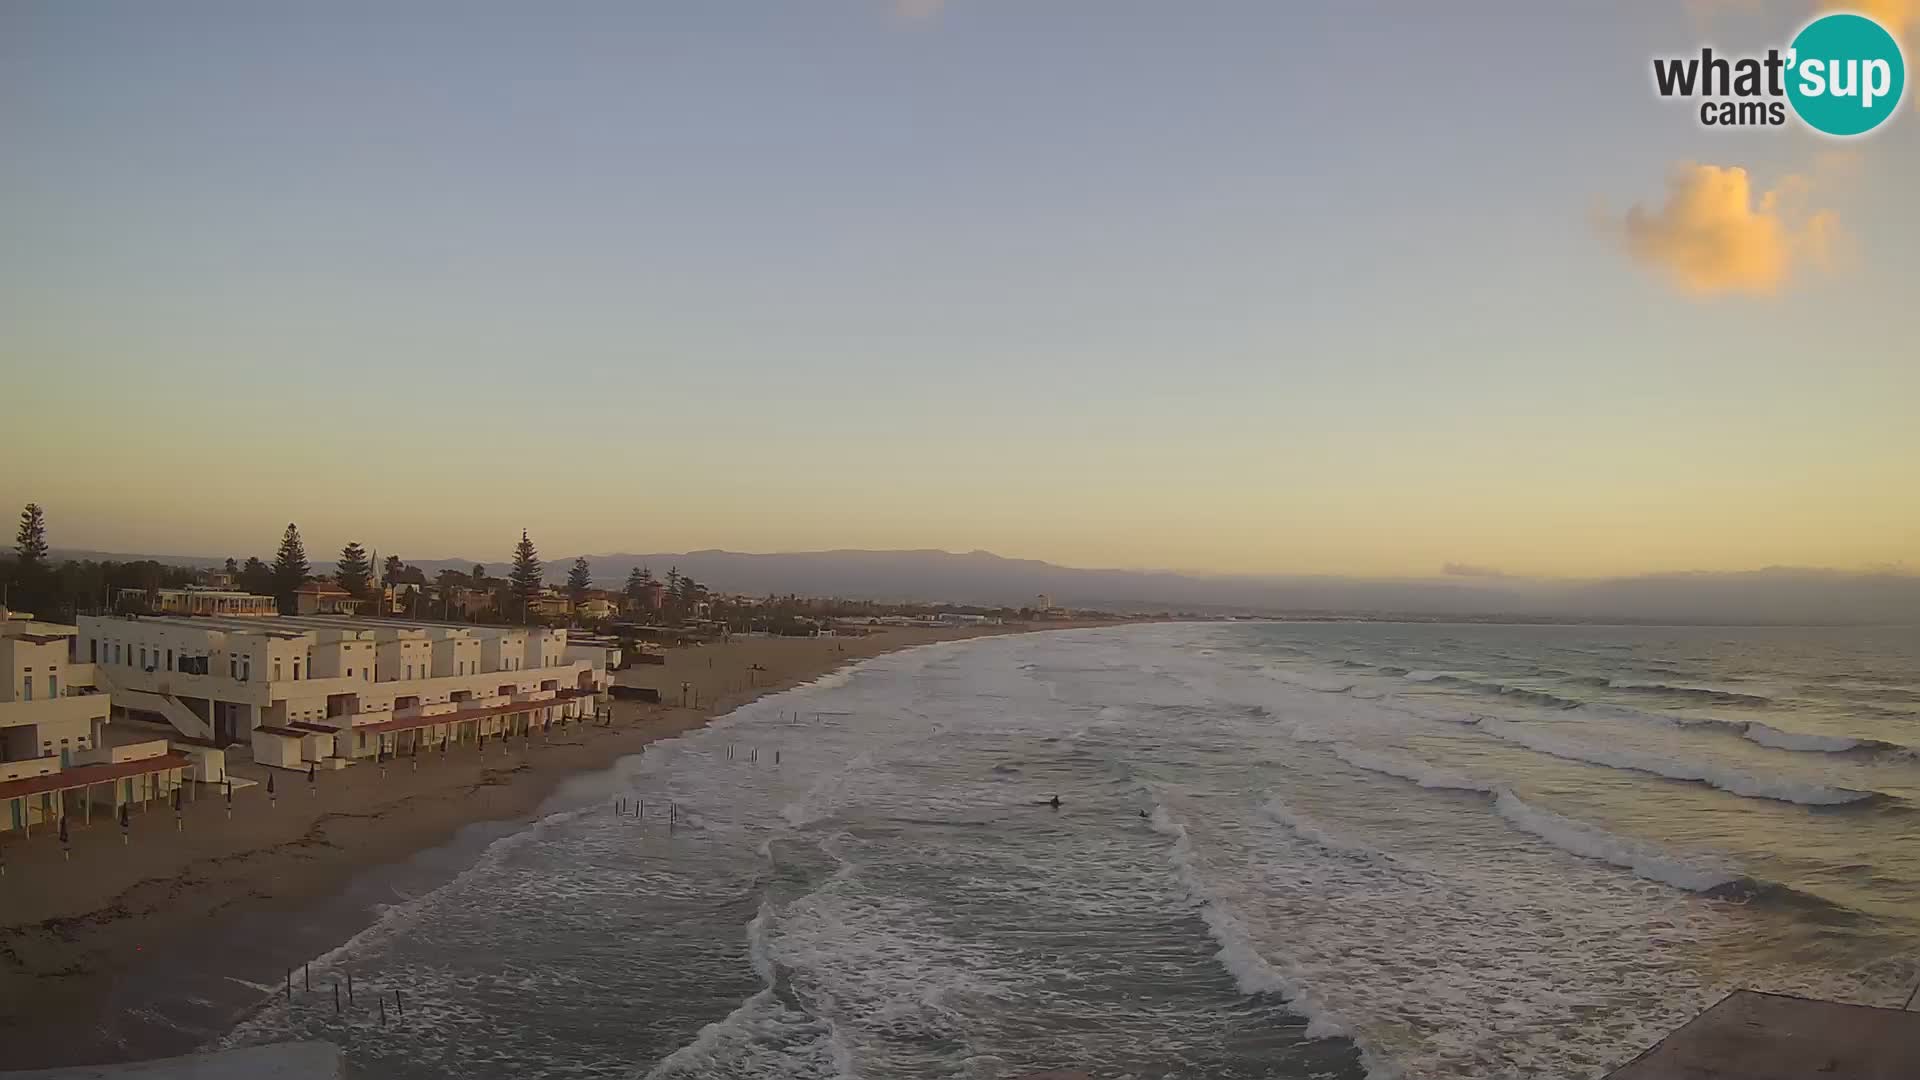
[45,546,1920,624]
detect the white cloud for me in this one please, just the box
[1613,163,1839,297]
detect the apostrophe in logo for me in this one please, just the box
[1786,12,1905,136]
[1651,10,1906,137]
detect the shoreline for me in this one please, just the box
[0,622,1109,1069]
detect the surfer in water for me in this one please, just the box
[1047,794,1061,809]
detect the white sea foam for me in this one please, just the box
[643,904,851,1080]
[1326,744,1495,793]
[1741,722,1862,754]
[1262,797,1394,863]
[1477,719,1878,805]
[1491,791,1742,893]
[1146,805,1381,1064]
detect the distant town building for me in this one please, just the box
[576,596,618,621]
[1035,594,1052,612]
[294,582,365,615]
[115,587,278,618]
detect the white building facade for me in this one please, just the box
[76,614,612,767]
[1,609,187,833]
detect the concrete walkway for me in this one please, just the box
[1607,990,1920,1079]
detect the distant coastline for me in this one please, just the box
[36,546,1920,626]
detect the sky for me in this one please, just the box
[3,1,1916,578]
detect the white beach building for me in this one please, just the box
[75,614,613,770]
[2,608,186,833]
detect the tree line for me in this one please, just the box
[2,504,715,628]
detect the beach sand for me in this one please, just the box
[0,623,1079,1068]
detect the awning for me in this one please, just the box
[0,752,191,802]
[358,688,592,736]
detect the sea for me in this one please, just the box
[209,621,1920,1079]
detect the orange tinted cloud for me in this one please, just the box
[1616,163,1838,297]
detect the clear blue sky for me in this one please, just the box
[3,1,1915,575]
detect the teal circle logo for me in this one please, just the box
[1787,13,1906,136]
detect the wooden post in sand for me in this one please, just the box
[347,970,354,1002]
[395,989,404,1018]
[119,802,129,845]
[174,785,183,832]
[304,962,310,991]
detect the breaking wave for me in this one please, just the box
[1476,719,1884,806]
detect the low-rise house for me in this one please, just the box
[294,582,366,615]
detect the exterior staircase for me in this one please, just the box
[105,685,216,742]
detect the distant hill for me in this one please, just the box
[47,546,1920,624]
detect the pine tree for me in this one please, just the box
[472,564,486,583]
[272,523,310,614]
[16,504,48,565]
[508,530,542,621]
[624,566,647,600]
[383,554,404,585]
[336,542,373,598]
[240,556,273,596]
[567,556,593,604]
[224,557,239,575]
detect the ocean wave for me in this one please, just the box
[1147,804,1396,1076]
[643,903,851,1080]
[1325,744,1495,793]
[1578,704,1916,759]
[1476,719,1883,806]
[1606,680,1775,707]
[1262,797,1396,864]
[1400,672,1585,710]
[1491,791,1741,893]
[1296,742,1824,903]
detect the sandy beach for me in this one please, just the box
[0,623,1076,1069]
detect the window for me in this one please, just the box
[294,659,301,680]
[274,662,282,681]
[241,658,250,681]
[22,677,33,701]
[89,639,98,662]
[140,647,148,668]
[49,674,58,697]
[346,668,353,678]
[230,657,238,678]
[166,649,173,670]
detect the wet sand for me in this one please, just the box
[0,624,1088,1068]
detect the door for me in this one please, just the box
[60,747,71,768]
